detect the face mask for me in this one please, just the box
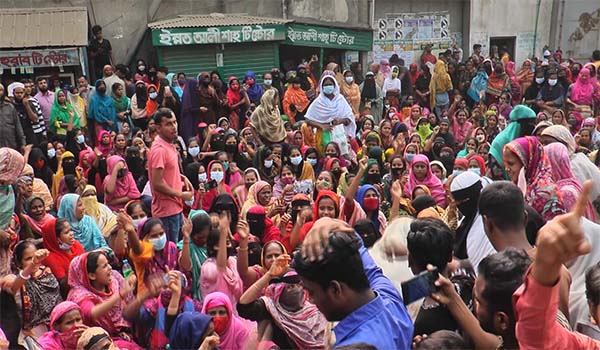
[198,173,207,183]
[367,173,382,184]
[231,85,240,91]
[188,146,200,157]
[138,65,146,71]
[290,155,303,165]
[391,168,403,176]
[406,153,415,163]
[246,78,255,85]
[452,169,464,177]
[97,87,106,94]
[322,85,335,95]
[264,79,272,86]
[211,171,224,183]
[47,148,56,159]
[418,125,429,132]
[318,180,330,189]
[548,79,558,86]
[132,218,145,230]
[345,76,354,84]
[117,168,126,178]
[469,167,481,176]
[35,159,44,169]
[75,134,85,144]
[281,177,294,185]
[392,72,398,78]
[476,135,485,143]
[224,144,237,153]
[149,92,158,99]
[212,315,229,335]
[59,241,73,251]
[264,159,273,168]
[307,158,317,167]
[331,168,342,177]
[178,78,186,85]
[457,197,478,218]
[535,77,545,84]
[362,197,379,211]
[58,324,86,350]
[151,234,167,251]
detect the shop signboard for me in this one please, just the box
[152,24,286,46]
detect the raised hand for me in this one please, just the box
[269,254,291,277]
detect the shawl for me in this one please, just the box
[67,253,132,335]
[200,257,244,313]
[21,195,54,237]
[78,149,96,179]
[51,151,79,200]
[355,184,387,234]
[241,180,273,218]
[429,61,453,108]
[467,70,489,103]
[504,136,566,221]
[262,271,329,350]
[340,71,361,118]
[180,78,200,141]
[226,76,242,106]
[80,185,118,237]
[283,85,310,124]
[96,130,113,157]
[571,68,595,105]
[304,74,356,137]
[489,105,536,168]
[57,193,109,252]
[166,73,183,98]
[0,147,25,184]
[516,60,534,93]
[451,111,473,147]
[249,89,286,143]
[68,92,87,128]
[380,59,391,79]
[41,216,85,280]
[145,84,159,116]
[88,80,116,126]
[415,121,433,148]
[38,301,83,350]
[544,143,596,221]
[233,168,261,209]
[409,63,420,85]
[404,154,446,207]
[111,92,130,113]
[50,89,80,133]
[169,312,213,350]
[103,156,141,211]
[244,71,263,103]
[201,292,256,350]
[177,210,209,300]
[486,72,510,98]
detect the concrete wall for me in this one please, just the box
[551,0,600,62]
[469,0,554,65]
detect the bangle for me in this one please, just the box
[183,239,190,244]
[238,247,248,252]
[19,271,31,280]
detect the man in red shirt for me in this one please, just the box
[147,108,193,242]
[420,44,437,67]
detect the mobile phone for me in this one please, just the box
[401,267,439,305]
[164,270,187,289]
[204,179,218,190]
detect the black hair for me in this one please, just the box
[111,82,123,94]
[411,195,437,215]
[279,164,294,178]
[415,330,468,350]
[593,50,600,61]
[86,251,107,274]
[525,204,545,246]
[14,240,36,268]
[206,227,222,257]
[294,232,370,292]
[177,72,186,78]
[191,212,211,237]
[36,77,47,84]
[64,174,78,193]
[152,107,175,125]
[478,248,532,322]
[126,200,149,218]
[91,25,102,35]
[140,217,163,240]
[55,218,69,238]
[158,66,169,74]
[586,262,600,306]
[479,181,525,232]
[78,75,88,82]
[407,218,454,272]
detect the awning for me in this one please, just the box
[0,7,88,49]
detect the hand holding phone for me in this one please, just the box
[401,267,439,305]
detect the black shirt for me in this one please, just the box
[88,38,112,67]
[237,299,296,349]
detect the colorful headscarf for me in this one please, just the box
[404,155,446,207]
[201,292,256,350]
[57,193,108,251]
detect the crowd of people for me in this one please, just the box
[0,25,600,348]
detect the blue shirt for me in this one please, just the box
[333,239,414,349]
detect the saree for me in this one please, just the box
[404,154,447,208]
[57,193,108,252]
[282,85,310,124]
[41,217,85,280]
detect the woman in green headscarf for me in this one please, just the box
[49,88,80,137]
[111,82,131,133]
[415,117,433,148]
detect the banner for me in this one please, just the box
[152,24,286,46]
[285,24,373,51]
[0,48,80,69]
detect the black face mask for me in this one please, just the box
[97,87,106,95]
[247,242,262,266]
[457,198,478,218]
[331,169,342,178]
[247,213,266,239]
[224,144,237,153]
[62,160,76,174]
[117,168,126,178]
[291,209,300,224]
[391,168,403,177]
[127,157,143,175]
[366,173,382,184]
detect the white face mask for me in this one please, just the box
[548,79,558,86]
[263,79,272,86]
[188,146,200,157]
[198,173,207,183]
[58,241,73,251]
[264,159,273,168]
[345,76,354,84]
[76,134,85,144]
[47,148,56,159]
[132,217,146,230]
[535,77,545,84]
[138,65,146,72]
[211,171,224,183]
[149,92,158,99]
[290,156,303,165]
[476,135,485,143]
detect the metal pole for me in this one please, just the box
[532,0,541,57]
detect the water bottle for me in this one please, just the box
[122,259,133,278]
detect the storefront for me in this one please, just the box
[0,7,88,87]
[149,14,290,83]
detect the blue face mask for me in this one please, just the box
[47,149,56,159]
[290,156,303,165]
[150,234,167,251]
[264,159,273,168]
[263,79,272,86]
[76,134,85,144]
[307,158,317,167]
[223,161,229,172]
[198,173,207,183]
[469,168,481,176]
[322,85,335,95]
[188,146,200,157]
[406,153,415,163]
[453,170,464,177]
[211,171,224,183]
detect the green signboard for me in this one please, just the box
[285,24,373,51]
[152,24,286,46]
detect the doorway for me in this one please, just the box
[489,36,516,61]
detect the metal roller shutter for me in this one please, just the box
[221,42,279,84]
[158,46,217,78]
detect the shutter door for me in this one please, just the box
[159,46,217,78]
[221,43,278,84]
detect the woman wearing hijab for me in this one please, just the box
[68,86,87,130]
[165,73,183,98]
[201,160,234,211]
[355,184,387,235]
[382,66,402,108]
[57,193,108,251]
[304,74,356,156]
[243,71,263,105]
[110,82,130,132]
[359,72,384,123]
[340,70,361,120]
[226,76,249,131]
[131,80,148,129]
[201,292,255,350]
[88,80,117,136]
[516,59,534,96]
[567,67,598,119]
[282,78,310,124]
[249,89,286,145]
[168,312,217,350]
[503,136,566,221]
[67,252,140,349]
[50,88,80,139]
[103,155,141,211]
[41,217,85,289]
[51,151,80,200]
[196,72,220,125]
[38,301,88,350]
[404,154,447,208]
[80,185,117,238]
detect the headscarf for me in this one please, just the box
[430,160,447,180]
[41,216,85,280]
[244,71,263,103]
[89,79,116,126]
[544,143,596,220]
[145,83,159,116]
[51,150,79,199]
[57,193,108,251]
[380,59,391,78]
[571,67,595,105]
[201,292,256,350]
[166,73,183,98]
[450,172,486,260]
[50,88,80,133]
[489,104,536,168]
[68,253,131,335]
[355,184,385,233]
[504,136,566,221]
[409,63,420,85]
[76,327,118,350]
[95,130,113,157]
[262,270,330,350]
[415,118,433,147]
[78,149,96,179]
[80,185,118,237]
[304,74,356,137]
[361,71,378,100]
[249,89,286,143]
[226,76,241,105]
[169,312,213,350]
[429,60,453,108]
[467,155,486,175]
[134,80,148,109]
[103,155,141,210]
[404,155,446,207]
[0,147,25,184]
[339,69,361,117]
